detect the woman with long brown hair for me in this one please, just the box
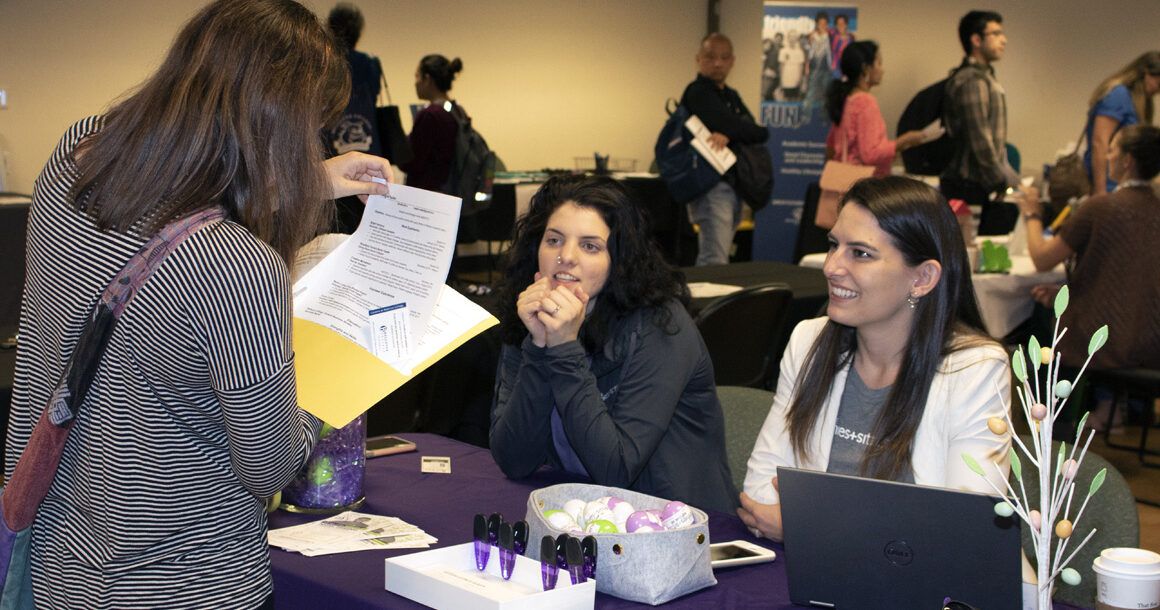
[4,1,391,607]
[738,177,1010,541]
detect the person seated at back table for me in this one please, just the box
[489,175,737,513]
[1016,125,1160,429]
[739,176,1011,541]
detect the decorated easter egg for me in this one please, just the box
[544,510,578,531]
[1062,458,1079,481]
[609,500,636,528]
[987,417,1007,435]
[583,501,614,527]
[1061,567,1081,586]
[585,519,618,534]
[593,496,613,507]
[1040,346,1053,365]
[625,510,664,533]
[1055,519,1073,538]
[993,502,1014,517]
[563,498,587,526]
[1030,403,1047,421]
[660,501,695,530]
[1029,510,1042,531]
[1054,380,1073,399]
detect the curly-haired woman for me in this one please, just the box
[489,175,736,513]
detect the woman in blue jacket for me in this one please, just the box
[489,175,736,513]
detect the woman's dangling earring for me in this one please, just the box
[907,293,919,309]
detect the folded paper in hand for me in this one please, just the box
[684,114,736,174]
[291,183,498,428]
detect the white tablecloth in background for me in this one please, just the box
[798,252,1066,339]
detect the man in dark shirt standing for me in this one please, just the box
[941,10,1019,235]
[682,33,769,266]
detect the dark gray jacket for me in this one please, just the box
[490,299,738,513]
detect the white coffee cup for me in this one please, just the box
[1093,547,1160,610]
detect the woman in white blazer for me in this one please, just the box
[739,176,1010,541]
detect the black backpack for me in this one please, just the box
[443,105,496,216]
[897,66,962,176]
[654,99,721,204]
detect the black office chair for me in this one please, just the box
[694,282,793,389]
[793,182,830,263]
[473,182,517,283]
[1087,367,1160,471]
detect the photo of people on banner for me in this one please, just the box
[752,2,857,263]
[762,4,857,126]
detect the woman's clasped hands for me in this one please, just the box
[517,272,589,348]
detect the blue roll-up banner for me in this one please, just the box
[754,2,858,261]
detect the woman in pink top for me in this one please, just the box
[825,41,924,177]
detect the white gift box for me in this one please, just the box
[384,542,595,610]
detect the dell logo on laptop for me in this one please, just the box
[882,541,914,566]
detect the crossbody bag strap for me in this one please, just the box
[3,206,226,532]
[48,206,227,427]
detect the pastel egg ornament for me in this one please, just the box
[993,502,1015,517]
[987,417,1007,435]
[1029,510,1042,532]
[1030,403,1048,421]
[1062,458,1079,481]
[1054,380,1073,399]
[1061,567,1081,586]
[1040,346,1053,365]
[1055,519,1073,539]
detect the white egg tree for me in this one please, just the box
[961,286,1108,610]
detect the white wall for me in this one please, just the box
[0,0,705,193]
[720,0,1159,179]
[1,0,1157,194]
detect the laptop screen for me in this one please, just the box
[777,467,1023,609]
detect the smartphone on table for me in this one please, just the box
[364,435,417,458]
[709,540,777,569]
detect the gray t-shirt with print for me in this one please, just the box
[826,366,915,483]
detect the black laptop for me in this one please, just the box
[777,467,1023,609]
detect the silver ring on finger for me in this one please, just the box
[552,305,560,315]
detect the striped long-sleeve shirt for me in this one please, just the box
[4,117,321,609]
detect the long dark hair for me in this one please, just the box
[419,54,463,93]
[787,176,994,480]
[70,0,349,264]
[825,40,877,125]
[495,175,689,352]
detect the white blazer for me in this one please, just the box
[744,316,1012,504]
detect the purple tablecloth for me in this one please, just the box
[269,433,1087,609]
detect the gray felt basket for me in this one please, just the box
[525,483,716,605]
